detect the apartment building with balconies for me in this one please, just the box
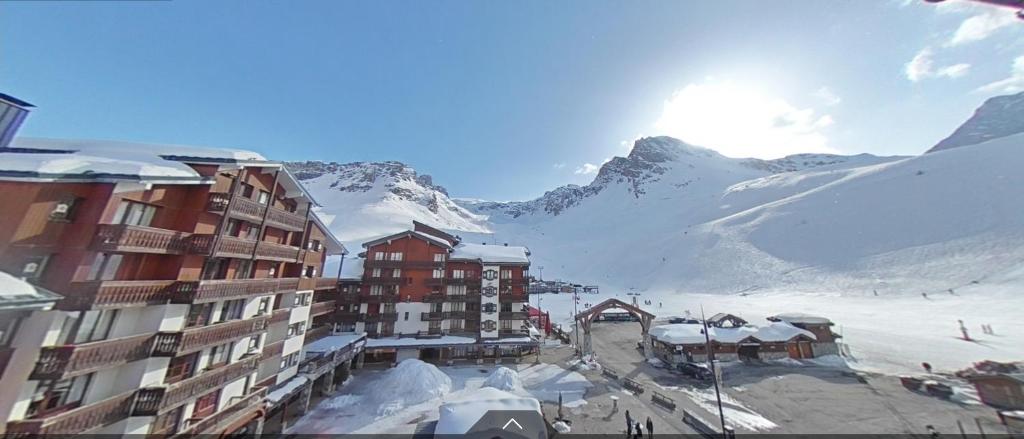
[0,124,346,435]
[340,221,538,365]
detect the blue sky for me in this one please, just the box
[2,0,1022,201]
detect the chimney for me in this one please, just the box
[0,93,34,149]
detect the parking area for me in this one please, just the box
[548,319,1007,435]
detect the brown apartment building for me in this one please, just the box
[0,94,347,436]
[338,221,538,364]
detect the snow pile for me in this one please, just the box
[519,363,593,408]
[675,386,778,431]
[646,357,665,367]
[371,359,452,416]
[435,387,541,435]
[552,421,571,433]
[482,367,523,392]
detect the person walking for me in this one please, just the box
[646,416,654,437]
[625,410,633,437]
[634,421,643,438]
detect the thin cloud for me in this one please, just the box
[574,163,600,175]
[552,163,566,169]
[905,48,971,82]
[812,86,842,106]
[977,55,1024,94]
[947,10,1016,46]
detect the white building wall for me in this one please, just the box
[394,302,430,334]
[0,309,59,424]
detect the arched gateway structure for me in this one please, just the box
[574,298,656,358]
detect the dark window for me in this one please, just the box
[192,391,220,419]
[164,353,198,384]
[186,303,215,328]
[218,299,245,322]
[114,200,156,227]
[87,253,123,281]
[27,374,92,417]
[241,183,254,198]
[21,255,51,280]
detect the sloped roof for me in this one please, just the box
[768,313,833,325]
[361,230,454,249]
[450,242,530,264]
[0,271,62,310]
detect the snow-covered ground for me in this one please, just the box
[533,275,1024,376]
[287,360,591,435]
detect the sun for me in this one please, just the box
[653,80,837,159]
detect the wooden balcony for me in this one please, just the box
[337,292,360,303]
[159,356,261,409]
[334,311,359,322]
[361,292,398,303]
[421,312,444,321]
[31,334,155,380]
[304,325,330,342]
[154,316,270,356]
[499,311,529,320]
[212,235,257,259]
[403,261,445,269]
[261,340,285,360]
[364,259,403,269]
[499,294,529,303]
[310,300,336,316]
[359,313,398,322]
[255,241,302,262]
[92,224,195,255]
[265,206,307,232]
[269,308,291,324]
[176,277,299,303]
[423,278,445,287]
[366,276,405,285]
[60,280,183,310]
[445,277,482,286]
[175,387,267,437]
[443,311,468,320]
[314,277,338,290]
[5,390,137,435]
[440,293,481,302]
[499,329,531,338]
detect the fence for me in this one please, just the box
[601,367,620,380]
[651,391,676,410]
[623,377,645,394]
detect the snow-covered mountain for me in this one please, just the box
[927,90,1024,153]
[291,93,1024,295]
[286,160,490,248]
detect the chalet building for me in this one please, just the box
[338,221,537,365]
[0,271,63,435]
[0,100,349,437]
[649,318,821,364]
[767,313,842,357]
[966,373,1024,410]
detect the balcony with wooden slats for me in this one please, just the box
[159,356,261,409]
[309,300,336,317]
[445,277,482,286]
[420,312,444,321]
[261,340,284,360]
[313,277,338,290]
[499,311,529,320]
[255,240,302,262]
[207,192,264,223]
[30,334,156,381]
[91,224,196,255]
[153,316,269,357]
[359,312,398,322]
[174,387,267,437]
[443,310,468,320]
[333,311,359,322]
[303,325,330,342]
[423,278,445,287]
[364,260,402,269]
[361,292,398,303]
[337,292,360,303]
[365,276,405,285]
[60,280,183,310]
[212,235,258,259]
[499,293,529,303]
[175,277,299,303]
[265,206,307,232]
[269,308,291,324]
[4,390,138,435]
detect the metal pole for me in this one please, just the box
[975,417,986,439]
[573,289,580,356]
[957,420,967,439]
[701,305,727,437]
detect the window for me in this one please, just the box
[371,268,381,278]
[86,253,122,281]
[483,303,497,313]
[391,268,401,278]
[430,302,443,313]
[150,406,183,436]
[28,374,93,417]
[447,285,466,296]
[428,321,442,331]
[257,190,270,205]
[218,299,245,322]
[433,253,445,262]
[280,352,300,370]
[369,285,383,296]
[21,255,51,280]
[49,196,81,222]
[500,320,514,330]
[308,239,322,251]
[256,297,271,315]
[293,292,311,307]
[382,303,396,313]
[501,302,513,312]
[59,309,119,344]
[389,252,403,261]
[483,269,498,281]
[235,260,253,279]
[304,265,317,278]
[432,268,443,279]
[449,319,464,330]
[192,391,220,419]
[186,303,215,327]
[451,269,464,279]
[403,312,409,321]
[202,258,228,280]
[450,302,465,312]
[206,342,232,368]
[241,183,254,198]
[287,321,306,338]
[501,269,512,279]
[523,269,529,278]
[114,200,157,227]
[226,219,242,236]
[374,251,384,260]
[165,353,198,384]
[246,335,261,354]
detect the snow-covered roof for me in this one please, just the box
[435,387,542,435]
[361,230,454,249]
[14,137,266,162]
[768,313,833,325]
[365,335,477,348]
[338,257,365,280]
[309,210,346,255]
[650,321,815,345]
[302,334,365,358]
[266,376,309,404]
[0,271,62,310]
[449,242,530,264]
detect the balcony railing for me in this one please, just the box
[61,280,183,309]
[403,261,445,269]
[337,292,360,303]
[499,311,529,320]
[269,308,291,324]
[366,276,405,285]
[175,387,267,437]
[314,277,338,290]
[5,390,137,435]
[421,312,444,321]
[92,224,195,255]
[31,334,155,380]
[310,300,336,316]
[255,241,302,262]
[334,311,359,322]
[499,294,529,303]
[304,325,330,342]
[213,235,257,259]
[159,356,261,409]
[154,317,269,356]
[445,277,482,286]
[176,277,299,303]
[261,340,285,360]
[265,207,307,232]
[364,260,402,269]
[443,311,468,320]
[423,278,445,287]
[359,313,398,322]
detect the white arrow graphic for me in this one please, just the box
[502,418,523,430]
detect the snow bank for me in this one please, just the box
[372,359,452,416]
[483,367,523,392]
[267,376,309,404]
[553,421,571,433]
[435,387,541,435]
[675,386,778,432]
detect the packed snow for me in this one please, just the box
[450,242,530,264]
[671,385,778,431]
[288,362,591,435]
[482,366,523,391]
[649,321,814,345]
[435,387,541,435]
[371,359,453,416]
[266,376,309,404]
